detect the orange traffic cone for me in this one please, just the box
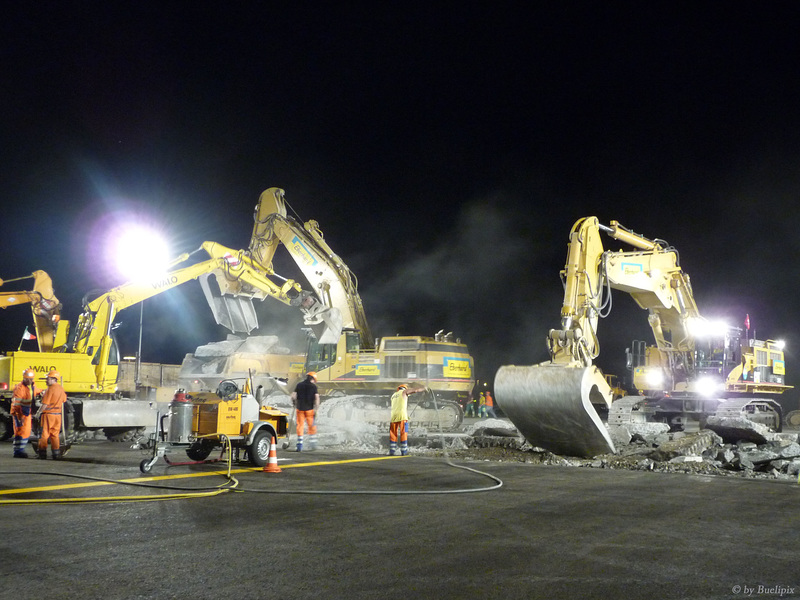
[263,435,282,473]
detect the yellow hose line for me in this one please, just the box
[0,488,231,505]
[0,452,400,504]
[0,437,239,506]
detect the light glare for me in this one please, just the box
[645,369,664,387]
[695,376,722,397]
[687,317,729,338]
[115,226,171,282]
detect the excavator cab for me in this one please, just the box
[305,334,338,374]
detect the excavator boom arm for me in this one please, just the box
[249,187,372,348]
[0,270,62,352]
[71,239,343,386]
[550,217,702,367]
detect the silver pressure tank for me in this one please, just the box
[166,400,194,443]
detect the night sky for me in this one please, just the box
[2,3,800,407]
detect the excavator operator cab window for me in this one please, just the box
[696,333,740,377]
[305,337,336,372]
[345,332,360,353]
[90,336,120,366]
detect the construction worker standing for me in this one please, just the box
[484,390,497,418]
[465,393,478,417]
[291,371,320,451]
[10,369,42,458]
[36,370,68,459]
[389,383,423,456]
[478,391,487,417]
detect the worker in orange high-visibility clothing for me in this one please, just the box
[36,370,68,459]
[11,369,42,458]
[291,371,320,451]
[484,390,497,418]
[389,384,423,456]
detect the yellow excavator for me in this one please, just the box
[0,242,342,441]
[0,271,62,352]
[495,217,790,457]
[215,188,475,429]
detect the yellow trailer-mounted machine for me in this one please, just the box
[496,217,790,457]
[139,379,288,473]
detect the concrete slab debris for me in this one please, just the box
[704,415,771,444]
[652,430,723,461]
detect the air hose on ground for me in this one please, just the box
[0,387,502,504]
[235,387,503,496]
[0,437,239,505]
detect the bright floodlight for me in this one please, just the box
[695,376,723,397]
[115,226,171,282]
[773,340,786,350]
[645,368,664,388]
[687,317,729,338]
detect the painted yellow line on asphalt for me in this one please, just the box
[0,454,406,496]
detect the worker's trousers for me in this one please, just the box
[296,410,317,437]
[389,420,408,456]
[11,408,31,455]
[296,410,317,450]
[38,413,62,450]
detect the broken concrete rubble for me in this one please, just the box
[704,415,772,444]
[284,385,799,481]
[652,430,723,461]
[777,441,800,459]
[607,422,670,449]
[740,450,780,465]
[442,414,800,481]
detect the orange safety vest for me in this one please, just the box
[39,383,67,416]
[11,383,41,410]
[485,393,494,407]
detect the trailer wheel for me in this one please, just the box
[139,459,153,474]
[186,440,215,461]
[249,429,272,467]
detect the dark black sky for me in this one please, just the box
[2,3,800,401]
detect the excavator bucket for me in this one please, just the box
[309,306,343,344]
[199,274,259,333]
[495,364,616,458]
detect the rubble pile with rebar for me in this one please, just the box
[447,416,800,480]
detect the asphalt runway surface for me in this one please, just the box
[1,439,798,600]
